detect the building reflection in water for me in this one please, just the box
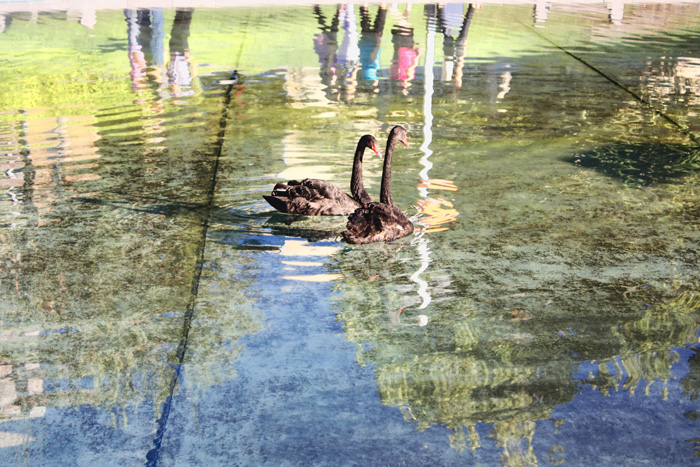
[276,131,338,182]
[0,110,101,228]
[279,240,342,285]
[0,362,46,447]
[1,8,96,34]
[0,110,100,437]
[534,0,550,27]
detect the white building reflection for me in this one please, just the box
[0,360,46,448]
[0,112,102,229]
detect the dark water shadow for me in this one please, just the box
[74,191,270,222]
[565,143,700,185]
[682,346,700,402]
[263,212,345,242]
[75,193,344,248]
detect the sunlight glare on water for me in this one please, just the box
[1,2,700,466]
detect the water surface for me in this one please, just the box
[1,2,700,465]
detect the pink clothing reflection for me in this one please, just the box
[390,46,419,81]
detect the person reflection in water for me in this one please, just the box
[126,8,198,102]
[124,9,200,148]
[437,3,475,89]
[313,4,362,103]
[125,9,166,103]
[125,9,149,96]
[0,13,11,34]
[313,5,341,96]
[389,5,421,95]
[337,4,361,103]
[358,4,387,90]
[167,9,196,100]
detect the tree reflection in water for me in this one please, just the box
[2,2,700,464]
[332,243,700,463]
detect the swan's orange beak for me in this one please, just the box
[400,138,409,147]
[371,141,382,159]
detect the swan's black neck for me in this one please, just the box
[350,138,371,204]
[380,130,400,206]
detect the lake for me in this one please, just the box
[1,1,700,465]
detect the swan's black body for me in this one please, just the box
[342,126,414,244]
[263,135,380,216]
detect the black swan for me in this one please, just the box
[263,135,381,216]
[342,126,414,244]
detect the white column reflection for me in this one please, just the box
[534,0,550,27]
[409,7,438,315]
[409,5,463,320]
[607,0,625,25]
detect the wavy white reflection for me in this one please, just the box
[410,10,437,311]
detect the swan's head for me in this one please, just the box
[391,125,409,148]
[361,134,382,158]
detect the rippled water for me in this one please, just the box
[1,2,700,465]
